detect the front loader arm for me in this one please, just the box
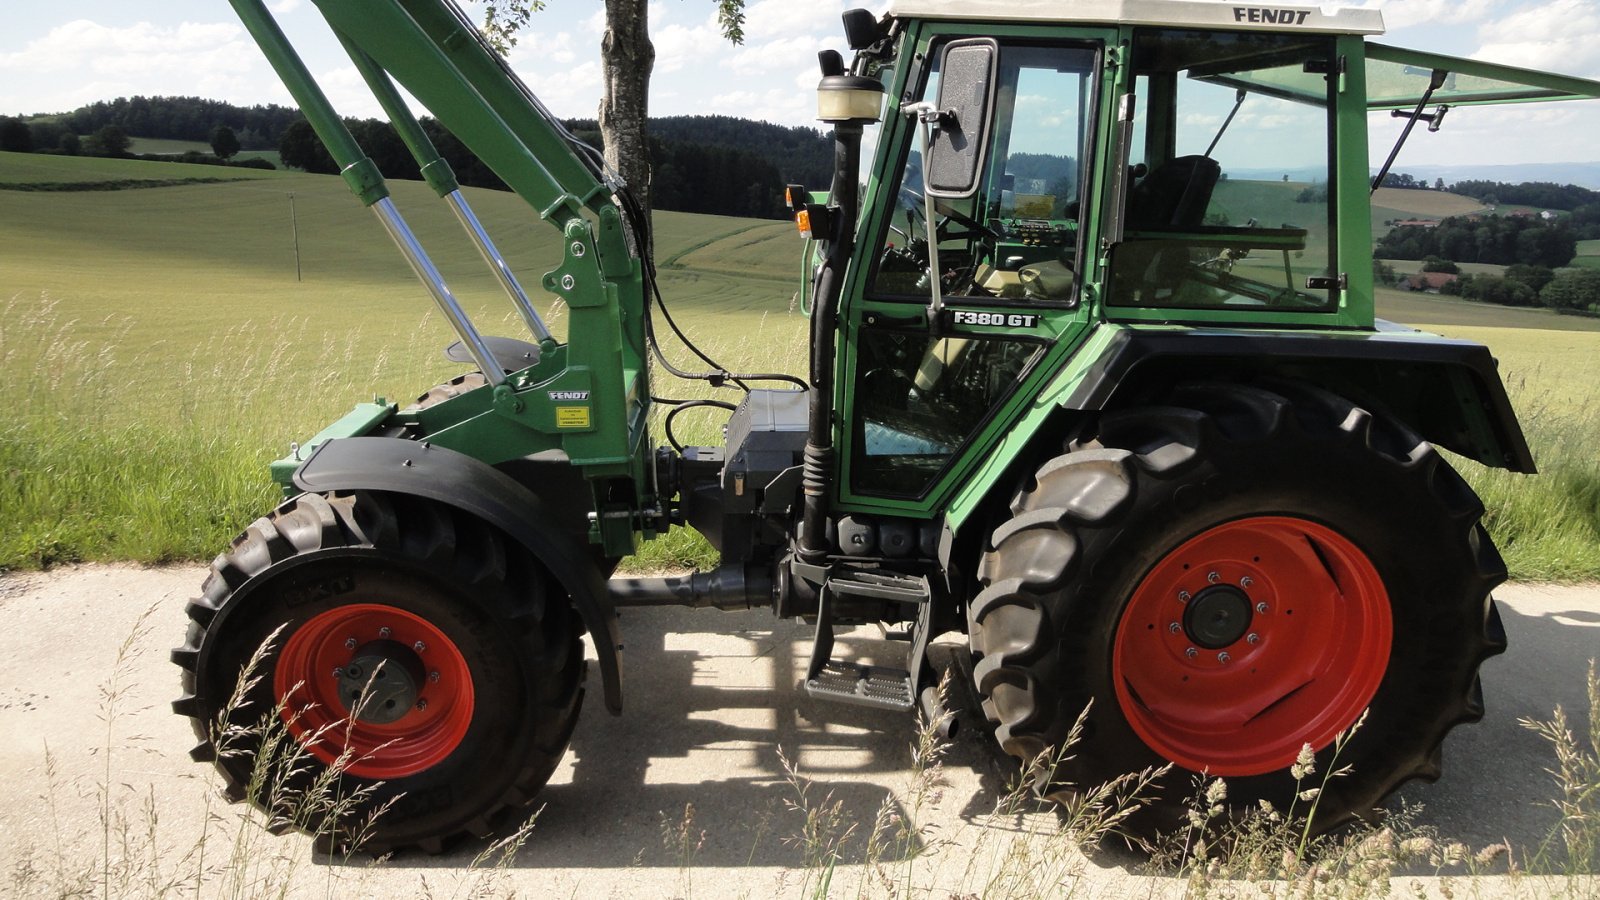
[231,0,655,559]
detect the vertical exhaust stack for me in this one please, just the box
[798,47,884,564]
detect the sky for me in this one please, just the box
[3,0,1600,170]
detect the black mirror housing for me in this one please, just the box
[925,38,999,199]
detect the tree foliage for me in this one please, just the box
[62,96,301,149]
[1451,179,1599,211]
[1446,274,1537,307]
[0,117,33,153]
[85,124,131,157]
[1375,214,1576,269]
[1540,268,1600,311]
[209,124,241,160]
[483,1,747,212]
[275,112,820,220]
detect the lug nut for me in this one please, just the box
[378,627,391,639]
[1247,633,1260,645]
[345,637,357,650]
[1217,652,1232,664]
[1168,622,1181,634]
[415,699,428,712]
[1178,591,1192,603]
[1256,602,1269,614]
[1240,576,1254,589]
[413,641,427,653]
[429,671,440,683]
[1185,647,1198,659]
[1207,571,1221,584]
[332,667,344,678]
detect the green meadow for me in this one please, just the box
[3,150,1598,579]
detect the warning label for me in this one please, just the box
[555,406,591,429]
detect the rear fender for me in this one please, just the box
[1064,325,1536,473]
[293,436,624,713]
[946,323,1534,569]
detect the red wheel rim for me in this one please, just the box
[275,603,474,779]
[1113,517,1391,776]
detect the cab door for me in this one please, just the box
[834,25,1119,517]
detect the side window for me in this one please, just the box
[1109,30,1338,311]
[871,43,1099,306]
[849,329,1042,497]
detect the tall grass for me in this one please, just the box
[0,295,457,569]
[5,286,1600,580]
[1466,376,1600,581]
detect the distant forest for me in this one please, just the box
[9,95,832,220]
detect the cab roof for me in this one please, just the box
[884,0,1385,34]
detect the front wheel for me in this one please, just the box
[172,491,584,853]
[968,381,1507,836]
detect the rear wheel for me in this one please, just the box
[172,491,584,854]
[968,381,1506,836]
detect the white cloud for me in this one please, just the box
[740,0,843,41]
[652,20,723,74]
[519,60,605,120]
[727,35,830,76]
[1353,0,1500,31]
[709,86,812,124]
[1471,0,1600,76]
[0,19,265,113]
[267,0,303,13]
[0,20,247,75]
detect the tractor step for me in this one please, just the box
[822,569,931,603]
[802,566,932,712]
[806,660,915,711]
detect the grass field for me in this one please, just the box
[3,149,1599,580]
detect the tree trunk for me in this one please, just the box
[600,0,654,213]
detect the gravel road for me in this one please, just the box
[0,565,1593,897]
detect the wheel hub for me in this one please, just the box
[275,603,476,779]
[1183,585,1253,649]
[337,640,425,724]
[1112,516,1392,776]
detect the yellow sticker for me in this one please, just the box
[555,406,591,429]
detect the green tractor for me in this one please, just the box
[175,0,1600,851]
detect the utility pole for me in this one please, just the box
[288,192,302,282]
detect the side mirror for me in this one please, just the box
[925,38,998,199]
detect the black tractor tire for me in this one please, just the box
[171,490,584,854]
[968,381,1507,838]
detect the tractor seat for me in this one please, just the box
[1126,155,1221,230]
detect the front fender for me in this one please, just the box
[293,436,624,714]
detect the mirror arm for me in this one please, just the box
[904,101,950,325]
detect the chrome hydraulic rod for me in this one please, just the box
[444,191,553,343]
[371,198,506,386]
[230,0,504,383]
[334,30,552,345]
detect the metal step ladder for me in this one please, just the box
[804,568,935,713]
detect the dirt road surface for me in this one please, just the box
[0,565,1594,897]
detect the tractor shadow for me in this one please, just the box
[418,604,1021,870]
[390,590,1598,874]
[1387,595,1598,871]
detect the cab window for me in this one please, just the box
[871,42,1100,306]
[1108,29,1339,311]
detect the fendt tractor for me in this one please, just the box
[175,0,1600,851]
